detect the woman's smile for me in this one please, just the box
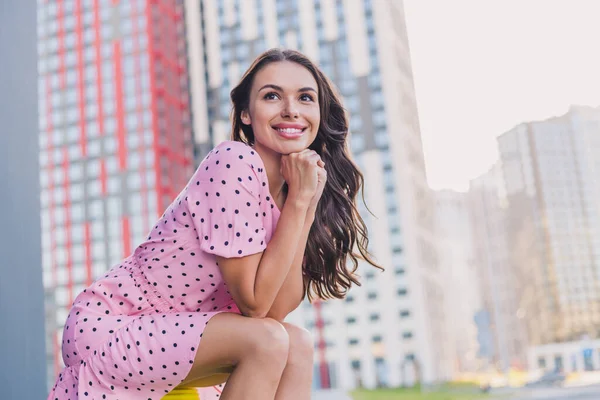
[272,122,308,139]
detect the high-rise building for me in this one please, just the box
[185,0,446,389]
[37,0,193,388]
[497,105,600,345]
[433,190,484,375]
[469,164,528,371]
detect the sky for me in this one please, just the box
[402,0,600,191]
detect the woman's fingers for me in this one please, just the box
[280,150,324,200]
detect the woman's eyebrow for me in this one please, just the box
[258,84,317,93]
[298,86,317,93]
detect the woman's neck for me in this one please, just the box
[252,142,287,206]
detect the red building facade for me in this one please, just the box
[38,0,193,386]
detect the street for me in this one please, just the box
[499,384,600,400]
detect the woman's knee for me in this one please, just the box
[248,317,290,362]
[182,314,288,384]
[281,322,314,367]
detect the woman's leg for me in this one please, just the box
[274,322,315,400]
[179,313,290,400]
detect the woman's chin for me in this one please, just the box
[275,136,315,153]
[255,134,315,155]
[280,143,311,155]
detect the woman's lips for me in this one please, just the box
[273,126,306,139]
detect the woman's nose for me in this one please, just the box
[282,100,299,118]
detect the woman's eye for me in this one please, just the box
[264,92,279,100]
[263,92,314,102]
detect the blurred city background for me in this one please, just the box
[1,0,600,399]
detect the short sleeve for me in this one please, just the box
[185,141,268,258]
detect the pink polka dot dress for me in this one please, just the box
[48,140,281,400]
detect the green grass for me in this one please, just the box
[350,384,491,400]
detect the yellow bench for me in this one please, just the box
[162,387,202,399]
[161,369,231,399]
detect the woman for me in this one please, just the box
[48,48,381,400]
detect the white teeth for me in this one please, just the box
[276,128,303,134]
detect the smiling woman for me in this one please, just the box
[47,48,381,400]
[231,49,383,303]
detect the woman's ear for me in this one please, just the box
[241,110,251,125]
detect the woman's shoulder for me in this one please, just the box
[191,140,264,183]
[204,140,263,169]
[212,140,254,156]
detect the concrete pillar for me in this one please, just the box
[0,1,47,398]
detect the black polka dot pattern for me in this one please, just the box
[186,142,274,259]
[48,141,281,399]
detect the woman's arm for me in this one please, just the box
[216,150,323,318]
[217,198,311,318]
[266,163,326,321]
[265,209,316,321]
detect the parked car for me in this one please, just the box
[525,370,565,387]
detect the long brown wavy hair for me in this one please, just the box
[230,48,383,301]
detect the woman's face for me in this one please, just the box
[242,61,321,155]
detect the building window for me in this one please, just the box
[400,310,410,318]
[402,331,413,340]
[348,338,359,346]
[372,335,382,343]
[537,356,546,369]
[369,313,380,322]
[367,292,377,300]
[345,295,354,303]
[584,350,594,371]
[375,133,389,148]
[346,317,356,324]
[397,288,408,297]
[554,355,563,372]
[395,268,405,276]
[350,131,364,152]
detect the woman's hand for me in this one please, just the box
[281,149,322,206]
[307,160,327,213]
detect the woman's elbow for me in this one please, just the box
[239,304,269,319]
[265,302,294,322]
[239,302,286,321]
[245,310,269,319]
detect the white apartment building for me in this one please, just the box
[498,105,600,345]
[434,189,484,375]
[185,0,449,390]
[469,164,528,371]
